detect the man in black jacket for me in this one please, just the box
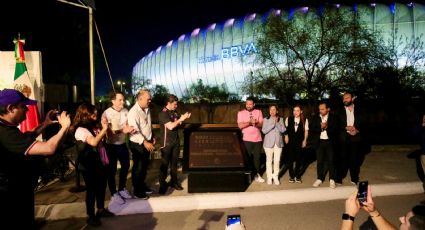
[335,92,369,185]
[310,101,339,188]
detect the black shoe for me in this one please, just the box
[34,218,47,229]
[96,208,115,218]
[134,192,150,200]
[159,184,168,195]
[171,183,183,190]
[87,216,101,227]
[144,186,154,195]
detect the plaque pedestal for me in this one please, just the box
[188,171,251,193]
[183,127,251,193]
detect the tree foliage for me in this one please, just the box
[181,79,240,103]
[150,84,170,106]
[246,7,388,104]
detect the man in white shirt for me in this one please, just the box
[310,102,338,188]
[127,89,155,199]
[102,91,135,202]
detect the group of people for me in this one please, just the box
[1,87,424,229]
[0,88,191,228]
[237,92,370,189]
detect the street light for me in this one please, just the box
[57,0,95,105]
[117,81,125,92]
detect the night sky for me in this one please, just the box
[0,0,403,96]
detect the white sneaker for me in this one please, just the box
[273,176,280,185]
[118,188,133,199]
[267,178,272,185]
[312,179,323,187]
[255,174,265,183]
[111,193,125,205]
[330,179,336,189]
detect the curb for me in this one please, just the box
[35,181,423,220]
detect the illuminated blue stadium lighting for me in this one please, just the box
[288,8,295,20]
[191,28,200,37]
[133,2,425,97]
[272,10,281,16]
[389,3,396,14]
[245,13,257,21]
[317,5,325,15]
[224,18,235,27]
[207,23,216,31]
[301,7,309,14]
[178,34,185,41]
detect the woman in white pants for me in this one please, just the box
[262,104,286,185]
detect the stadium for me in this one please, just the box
[131,2,425,97]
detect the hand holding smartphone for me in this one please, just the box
[227,214,241,226]
[357,181,368,206]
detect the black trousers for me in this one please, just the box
[338,140,364,183]
[286,142,305,179]
[129,142,150,195]
[316,140,335,181]
[81,161,107,217]
[105,143,130,195]
[243,141,263,176]
[159,141,180,186]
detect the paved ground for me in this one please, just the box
[34,145,425,229]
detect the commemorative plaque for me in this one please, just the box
[188,131,245,169]
[183,127,251,193]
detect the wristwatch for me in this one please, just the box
[342,213,355,221]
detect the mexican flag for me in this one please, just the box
[13,37,40,132]
[13,38,30,86]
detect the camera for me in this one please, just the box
[226,214,241,226]
[357,181,368,205]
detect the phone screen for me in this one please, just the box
[357,181,368,205]
[227,215,241,226]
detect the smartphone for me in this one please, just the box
[357,181,368,205]
[226,214,241,226]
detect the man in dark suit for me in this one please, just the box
[310,101,339,188]
[335,92,370,185]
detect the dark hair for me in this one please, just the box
[0,105,8,115]
[319,101,329,108]
[343,91,354,97]
[109,90,124,101]
[246,96,255,103]
[0,103,21,116]
[70,103,97,133]
[166,94,179,105]
[293,104,306,127]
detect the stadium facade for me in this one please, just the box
[132,2,425,97]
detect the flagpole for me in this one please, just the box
[89,6,95,105]
[57,0,95,105]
